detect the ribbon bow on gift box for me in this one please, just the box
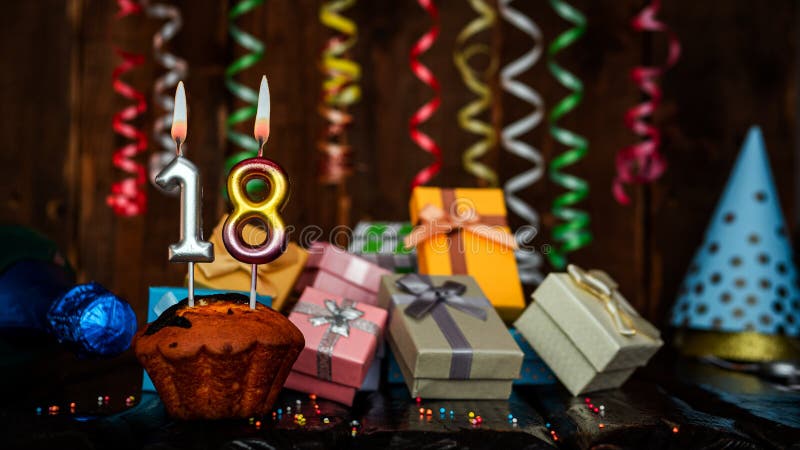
[396,273,487,321]
[307,299,365,337]
[404,204,518,250]
[393,274,493,379]
[293,298,380,380]
[567,264,660,339]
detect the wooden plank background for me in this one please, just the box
[0,0,795,330]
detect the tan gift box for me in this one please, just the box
[190,215,308,313]
[379,273,523,399]
[514,267,663,395]
[387,336,515,399]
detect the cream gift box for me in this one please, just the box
[514,265,663,395]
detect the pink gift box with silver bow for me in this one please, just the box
[284,371,359,406]
[294,242,390,306]
[288,287,388,391]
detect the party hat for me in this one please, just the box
[671,127,800,361]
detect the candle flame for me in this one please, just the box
[254,75,270,146]
[171,81,187,144]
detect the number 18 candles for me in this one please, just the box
[222,76,289,309]
[155,82,214,307]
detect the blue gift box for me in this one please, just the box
[509,327,556,385]
[386,348,405,385]
[360,340,385,391]
[141,286,273,392]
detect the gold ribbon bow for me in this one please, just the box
[404,203,518,250]
[567,264,638,337]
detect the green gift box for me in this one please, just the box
[514,266,663,396]
[379,273,523,399]
[349,222,416,273]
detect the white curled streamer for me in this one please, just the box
[146,1,188,194]
[499,0,544,285]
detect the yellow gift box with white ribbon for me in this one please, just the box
[406,187,525,323]
[189,215,308,313]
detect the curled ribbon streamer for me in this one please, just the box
[454,0,498,187]
[499,0,544,285]
[317,0,360,185]
[546,0,592,270]
[222,0,266,198]
[116,0,141,16]
[107,1,148,217]
[613,0,681,205]
[409,0,442,189]
[145,0,188,192]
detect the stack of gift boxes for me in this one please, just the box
[144,187,662,402]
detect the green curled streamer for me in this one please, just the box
[222,0,266,199]
[546,0,592,270]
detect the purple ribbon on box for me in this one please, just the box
[293,298,380,381]
[392,274,489,380]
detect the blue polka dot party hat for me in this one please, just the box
[671,126,800,361]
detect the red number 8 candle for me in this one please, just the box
[222,76,289,309]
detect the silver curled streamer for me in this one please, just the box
[499,0,544,285]
[145,0,187,194]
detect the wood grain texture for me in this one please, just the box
[0,0,795,330]
[0,0,75,256]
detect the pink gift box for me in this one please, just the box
[289,287,388,389]
[283,347,383,406]
[284,370,357,406]
[294,242,390,305]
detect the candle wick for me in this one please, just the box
[175,139,184,157]
[257,139,265,158]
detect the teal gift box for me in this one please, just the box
[141,287,272,392]
[348,222,416,273]
[509,328,556,385]
[386,347,405,385]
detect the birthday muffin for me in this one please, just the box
[134,293,304,420]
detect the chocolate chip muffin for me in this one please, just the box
[134,293,304,419]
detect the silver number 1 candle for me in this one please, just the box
[155,82,214,306]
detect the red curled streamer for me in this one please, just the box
[613,0,680,205]
[107,2,148,217]
[409,0,442,189]
[116,0,141,16]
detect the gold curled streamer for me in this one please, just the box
[454,0,499,187]
[317,0,361,185]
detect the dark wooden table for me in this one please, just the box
[2,346,799,450]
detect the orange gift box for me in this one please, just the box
[190,215,308,313]
[408,187,525,323]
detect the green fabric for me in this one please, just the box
[363,224,388,253]
[0,225,73,278]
